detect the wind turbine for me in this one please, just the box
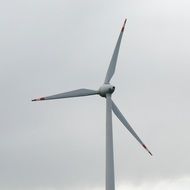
[32,19,152,190]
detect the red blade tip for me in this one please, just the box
[32,97,45,101]
[121,18,127,32]
[143,144,153,156]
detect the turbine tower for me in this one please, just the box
[32,19,152,190]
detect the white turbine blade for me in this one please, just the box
[106,94,115,190]
[32,88,98,101]
[111,100,152,156]
[104,19,127,84]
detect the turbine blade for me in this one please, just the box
[104,19,127,84]
[111,100,152,156]
[32,88,98,101]
[106,94,115,190]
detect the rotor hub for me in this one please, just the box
[98,84,115,97]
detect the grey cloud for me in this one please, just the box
[0,0,190,189]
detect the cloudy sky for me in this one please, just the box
[1,0,190,189]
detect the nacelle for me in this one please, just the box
[99,84,115,97]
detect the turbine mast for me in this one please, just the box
[106,93,115,190]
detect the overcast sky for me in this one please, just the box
[1,0,190,190]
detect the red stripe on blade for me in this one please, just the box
[143,144,153,156]
[121,19,127,32]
